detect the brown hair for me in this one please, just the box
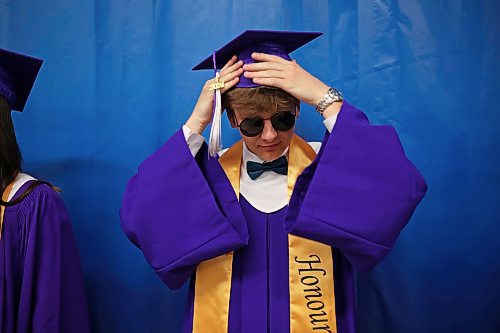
[222,87,299,121]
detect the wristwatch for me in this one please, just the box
[315,87,343,115]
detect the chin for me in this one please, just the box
[257,146,286,162]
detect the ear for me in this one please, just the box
[295,105,300,118]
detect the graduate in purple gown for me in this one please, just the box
[0,48,91,333]
[121,31,427,333]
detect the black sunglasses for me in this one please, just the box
[236,111,297,137]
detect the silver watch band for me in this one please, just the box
[315,87,343,115]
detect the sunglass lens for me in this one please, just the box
[271,111,296,131]
[240,118,264,137]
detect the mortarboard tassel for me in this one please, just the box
[208,52,224,158]
[208,72,223,157]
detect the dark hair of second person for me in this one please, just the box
[0,96,57,206]
[0,96,21,196]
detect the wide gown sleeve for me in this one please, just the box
[120,129,249,290]
[285,102,427,272]
[17,184,91,333]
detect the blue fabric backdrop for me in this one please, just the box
[2,0,499,332]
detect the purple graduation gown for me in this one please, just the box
[120,102,427,332]
[0,181,91,333]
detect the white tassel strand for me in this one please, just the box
[208,71,223,157]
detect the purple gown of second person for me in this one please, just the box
[0,181,91,333]
[120,102,427,332]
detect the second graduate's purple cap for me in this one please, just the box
[0,48,43,112]
[192,30,323,88]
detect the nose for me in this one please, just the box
[260,119,277,142]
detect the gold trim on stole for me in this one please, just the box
[192,142,242,333]
[1,182,15,239]
[192,136,337,333]
[192,253,234,333]
[287,136,337,333]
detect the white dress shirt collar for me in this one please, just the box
[240,142,289,213]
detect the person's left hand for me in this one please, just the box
[242,52,329,106]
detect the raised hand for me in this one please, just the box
[186,56,244,134]
[242,52,330,106]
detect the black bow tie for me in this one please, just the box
[246,156,288,180]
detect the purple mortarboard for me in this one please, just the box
[0,48,43,112]
[193,30,323,88]
[192,30,323,156]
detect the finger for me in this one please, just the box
[220,59,243,76]
[203,78,216,93]
[204,67,242,93]
[244,70,286,79]
[220,55,238,72]
[251,52,290,64]
[221,67,243,83]
[221,76,240,93]
[251,77,285,88]
[243,61,286,72]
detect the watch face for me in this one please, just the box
[330,88,343,100]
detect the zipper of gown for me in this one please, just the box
[266,214,270,333]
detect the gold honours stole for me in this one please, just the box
[192,135,337,333]
[0,182,15,240]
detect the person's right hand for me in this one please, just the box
[186,56,243,134]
